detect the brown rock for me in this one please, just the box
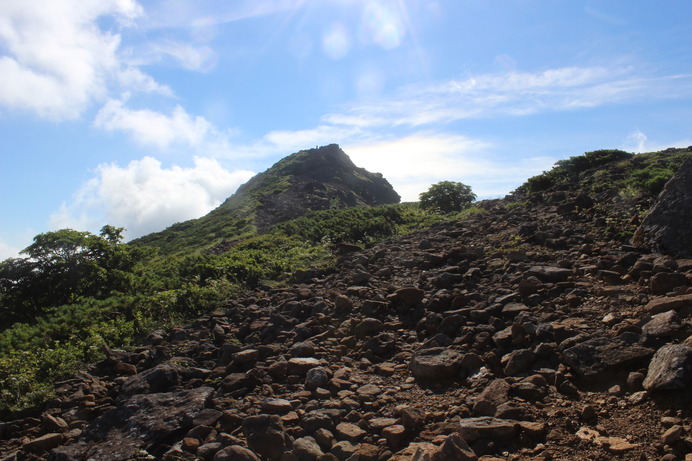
[335,422,366,443]
[432,433,477,461]
[382,425,407,450]
[644,294,692,314]
[23,433,64,453]
[242,414,292,461]
[214,446,261,461]
[409,347,464,380]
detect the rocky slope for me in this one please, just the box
[133,145,400,254]
[3,180,691,461]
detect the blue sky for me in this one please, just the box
[2,0,692,259]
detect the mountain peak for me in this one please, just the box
[133,144,400,253]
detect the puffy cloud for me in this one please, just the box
[94,99,228,151]
[50,156,255,239]
[0,0,144,119]
[345,133,555,201]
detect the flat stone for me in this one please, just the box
[288,357,321,376]
[356,384,381,397]
[355,443,380,461]
[260,398,294,414]
[335,422,366,443]
[409,347,464,380]
[370,417,398,431]
[526,266,572,283]
[563,336,654,378]
[457,417,517,442]
[644,294,692,314]
[23,433,64,454]
[232,349,260,365]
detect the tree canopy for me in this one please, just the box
[419,181,476,213]
[0,226,147,323]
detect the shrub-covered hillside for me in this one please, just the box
[0,144,689,420]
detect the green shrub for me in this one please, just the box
[419,181,476,214]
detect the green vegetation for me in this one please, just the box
[0,202,445,418]
[519,149,634,194]
[518,147,691,197]
[419,181,477,214]
[2,145,688,418]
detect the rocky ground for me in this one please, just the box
[1,191,691,461]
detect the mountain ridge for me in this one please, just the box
[2,146,691,460]
[132,144,400,254]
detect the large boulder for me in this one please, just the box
[51,387,214,461]
[633,158,692,258]
[643,344,692,391]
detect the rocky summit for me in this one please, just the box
[2,153,692,460]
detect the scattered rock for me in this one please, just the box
[643,344,692,391]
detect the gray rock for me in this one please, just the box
[643,344,692,391]
[293,437,325,461]
[355,318,385,338]
[305,367,331,390]
[526,266,572,283]
[457,417,517,442]
[409,347,464,380]
[432,433,478,461]
[642,310,681,338]
[51,387,214,461]
[242,414,292,461]
[120,363,183,396]
[633,157,692,258]
[301,411,336,433]
[214,446,261,461]
[502,349,536,376]
[562,335,654,378]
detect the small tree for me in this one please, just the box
[419,181,476,213]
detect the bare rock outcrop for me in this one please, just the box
[633,157,692,258]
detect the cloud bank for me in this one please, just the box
[51,156,254,239]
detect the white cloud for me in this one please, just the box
[149,40,219,72]
[141,0,308,29]
[324,67,692,129]
[0,237,21,261]
[345,133,555,201]
[94,99,230,151]
[50,156,255,239]
[0,0,145,119]
[625,129,648,153]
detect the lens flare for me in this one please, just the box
[322,22,351,60]
[360,1,404,50]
